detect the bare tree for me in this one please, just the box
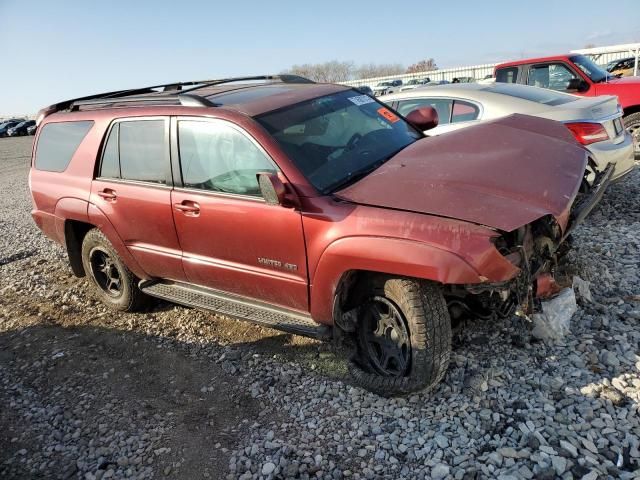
[354,63,405,79]
[406,58,438,74]
[287,60,355,82]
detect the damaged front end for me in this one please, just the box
[446,162,613,324]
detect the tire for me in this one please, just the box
[348,275,452,396]
[623,112,640,157]
[81,229,149,312]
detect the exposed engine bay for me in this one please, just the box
[446,163,613,326]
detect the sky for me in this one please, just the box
[1,0,638,115]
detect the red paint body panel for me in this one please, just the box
[86,203,149,281]
[299,197,520,323]
[170,189,309,311]
[495,54,640,110]
[336,114,587,233]
[90,180,185,281]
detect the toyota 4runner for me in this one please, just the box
[29,75,608,395]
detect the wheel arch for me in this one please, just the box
[623,104,640,117]
[64,219,94,276]
[310,236,484,324]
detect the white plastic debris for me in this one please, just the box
[531,288,577,342]
[572,275,592,303]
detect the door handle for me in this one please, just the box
[174,201,200,215]
[97,189,117,201]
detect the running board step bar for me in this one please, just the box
[140,281,332,340]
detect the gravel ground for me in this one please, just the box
[0,136,639,480]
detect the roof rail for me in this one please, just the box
[36,74,314,124]
[69,93,217,110]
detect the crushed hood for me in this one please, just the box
[335,114,587,232]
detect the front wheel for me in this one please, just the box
[623,112,640,157]
[81,229,150,312]
[348,276,452,396]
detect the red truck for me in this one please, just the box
[29,76,607,395]
[495,54,640,155]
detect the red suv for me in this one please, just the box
[30,75,606,395]
[495,54,640,155]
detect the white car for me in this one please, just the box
[371,80,403,96]
[381,82,635,182]
[399,78,431,92]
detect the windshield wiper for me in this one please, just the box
[325,144,412,194]
[326,165,380,193]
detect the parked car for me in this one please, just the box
[606,57,637,77]
[452,77,475,83]
[30,75,606,395]
[478,74,495,85]
[356,85,374,96]
[424,80,450,86]
[381,83,634,183]
[371,79,402,96]
[0,120,24,137]
[494,54,640,155]
[26,124,37,135]
[399,78,431,92]
[7,120,36,137]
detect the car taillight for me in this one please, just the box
[565,122,609,145]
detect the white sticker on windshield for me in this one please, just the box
[347,95,375,106]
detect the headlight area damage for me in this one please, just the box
[446,162,613,325]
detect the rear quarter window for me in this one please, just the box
[34,121,94,172]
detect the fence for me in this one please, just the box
[343,63,498,88]
[343,42,640,88]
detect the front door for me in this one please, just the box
[90,117,185,281]
[170,117,309,312]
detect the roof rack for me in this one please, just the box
[36,74,314,124]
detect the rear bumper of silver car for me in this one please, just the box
[587,132,635,182]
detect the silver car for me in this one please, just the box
[381,83,635,182]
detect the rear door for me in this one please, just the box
[90,117,186,281]
[170,117,309,311]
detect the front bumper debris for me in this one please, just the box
[564,163,613,240]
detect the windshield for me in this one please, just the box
[570,55,609,83]
[256,90,421,193]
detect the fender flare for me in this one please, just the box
[53,198,91,276]
[54,197,90,243]
[309,236,484,324]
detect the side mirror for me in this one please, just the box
[405,106,439,131]
[567,78,589,93]
[257,172,298,207]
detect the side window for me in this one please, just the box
[178,120,276,197]
[396,98,453,125]
[527,63,578,91]
[451,101,480,123]
[99,124,120,178]
[34,121,94,172]
[495,67,518,84]
[98,120,167,182]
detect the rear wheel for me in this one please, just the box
[348,276,452,396]
[623,112,640,157]
[81,229,149,312]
